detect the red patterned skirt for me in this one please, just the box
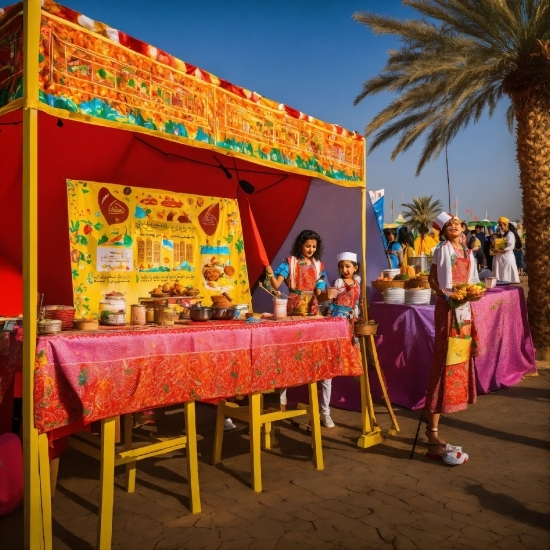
[425,297,477,414]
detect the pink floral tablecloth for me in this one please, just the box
[2,317,361,434]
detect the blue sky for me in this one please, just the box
[60,0,523,222]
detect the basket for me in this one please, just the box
[354,323,378,336]
[44,306,75,330]
[405,278,431,289]
[371,280,406,292]
[72,319,99,331]
[184,289,200,297]
[38,319,62,335]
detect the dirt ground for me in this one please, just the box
[1,361,548,550]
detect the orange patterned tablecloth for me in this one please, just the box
[4,317,361,434]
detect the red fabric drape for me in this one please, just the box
[0,110,310,312]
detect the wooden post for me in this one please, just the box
[22,1,43,548]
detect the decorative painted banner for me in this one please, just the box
[67,180,251,319]
[0,9,23,110]
[34,4,364,184]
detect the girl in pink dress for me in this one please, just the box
[265,230,326,410]
[426,213,480,465]
[266,230,327,316]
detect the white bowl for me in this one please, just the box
[383,288,405,304]
[381,269,400,279]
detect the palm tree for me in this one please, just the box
[401,196,443,251]
[354,0,550,359]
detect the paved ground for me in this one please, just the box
[1,361,548,550]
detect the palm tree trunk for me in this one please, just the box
[511,83,550,360]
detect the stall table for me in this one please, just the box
[3,316,361,437]
[290,286,536,411]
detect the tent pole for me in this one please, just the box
[22,1,43,548]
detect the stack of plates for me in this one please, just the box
[383,287,406,304]
[405,288,432,305]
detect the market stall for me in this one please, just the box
[0,1,369,548]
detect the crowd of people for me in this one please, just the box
[383,218,526,282]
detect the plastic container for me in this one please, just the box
[131,304,146,325]
[234,304,250,319]
[273,298,288,319]
[485,277,497,289]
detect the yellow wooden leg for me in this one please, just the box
[260,395,273,450]
[357,337,383,449]
[24,425,42,550]
[249,393,262,492]
[262,420,272,450]
[38,434,52,550]
[307,382,324,471]
[212,400,226,465]
[123,414,136,492]
[184,401,201,514]
[97,417,116,550]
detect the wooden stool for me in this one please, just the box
[67,401,200,550]
[212,383,324,493]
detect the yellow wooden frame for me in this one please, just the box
[213,385,323,493]
[22,1,44,548]
[66,403,200,550]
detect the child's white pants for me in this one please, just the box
[279,379,332,416]
[319,379,332,416]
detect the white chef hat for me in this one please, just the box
[433,212,453,231]
[337,252,357,263]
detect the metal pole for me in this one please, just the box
[409,409,424,459]
[445,144,451,211]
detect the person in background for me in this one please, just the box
[383,228,403,268]
[512,225,525,276]
[484,228,495,272]
[397,226,415,267]
[414,230,438,256]
[491,217,520,283]
[474,225,487,269]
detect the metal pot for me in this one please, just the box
[189,306,213,322]
[409,256,430,273]
[211,307,236,320]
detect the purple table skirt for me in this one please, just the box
[288,286,537,411]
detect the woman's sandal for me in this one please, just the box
[425,426,462,452]
[426,450,469,465]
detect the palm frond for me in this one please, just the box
[354,0,550,175]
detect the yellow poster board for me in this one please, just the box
[67,179,251,318]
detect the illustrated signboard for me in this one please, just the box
[67,179,251,318]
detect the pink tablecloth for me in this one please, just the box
[290,286,537,411]
[3,316,361,434]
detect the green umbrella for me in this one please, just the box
[470,219,496,227]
